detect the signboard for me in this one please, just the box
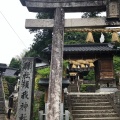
[17,57,35,120]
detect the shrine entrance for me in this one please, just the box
[19,0,120,119]
[65,44,119,92]
[43,42,120,92]
[67,58,116,92]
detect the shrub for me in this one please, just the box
[80,84,96,92]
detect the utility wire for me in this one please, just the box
[0,11,27,48]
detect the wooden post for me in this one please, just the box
[46,8,64,120]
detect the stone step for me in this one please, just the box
[0,110,5,114]
[0,114,5,120]
[0,104,5,114]
[70,86,78,89]
[0,97,4,101]
[71,95,107,99]
[71,99,108,102]
[72,102,111,106]
[0,101,5,108]
[72,113,119,118]
[70,84,77,86]
[0,101,5,114]
[70,88,78,90]
[72,109,116,114]
[72,106,113,110]
[0,92,3,96]
[70,93,120,120]
[70,87,78,89]
[0,107,5,114]
[75,117,120,120]
[70,89,78,92]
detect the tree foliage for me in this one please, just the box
[82,12,101,18]
[25,12,54,58]
[113,55,120,73]
[9,57,21,69]
[4,76,17,96]
[83,70,95,81]
[37,67,50,78]
[64,32,87,44]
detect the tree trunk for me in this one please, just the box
[46,8,64,120]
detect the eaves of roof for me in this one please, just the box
[43,43,120,53]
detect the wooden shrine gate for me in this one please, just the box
[18,0,120,120]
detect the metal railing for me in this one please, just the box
[39,110,70,120]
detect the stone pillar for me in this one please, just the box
[65,110,70,120]
[16,58,35,120]
[60,103,64,120]
[46,8,64,120]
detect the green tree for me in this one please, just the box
[25,12,54,58]
[82,12,101,18]
[9,57,21,69]
[64,32,87,44]
[113,55,120,73]
[83,70,95,81]
[37,67,50,78]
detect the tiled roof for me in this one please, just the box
[0,63,7,68]
[4,68,18,77]
[43,43,120,53]
[43,43,120,60]
[0,63,7,72]
[64,43,117,52]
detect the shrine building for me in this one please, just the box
[43,42,120,91]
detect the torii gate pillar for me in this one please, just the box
[46,8,64,120]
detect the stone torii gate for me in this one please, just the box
[19,0,120,120]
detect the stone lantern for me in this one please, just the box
[107,0,120,19]
[39,78,70,119]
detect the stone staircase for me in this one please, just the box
[0,80,5,119]
[69,93,120,120]
[68,80,79,92]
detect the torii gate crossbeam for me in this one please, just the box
[20,0,106,12]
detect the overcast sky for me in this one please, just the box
[0,0,37,65]
[0,1,85,65]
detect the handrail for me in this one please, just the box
[77,80,80,92]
